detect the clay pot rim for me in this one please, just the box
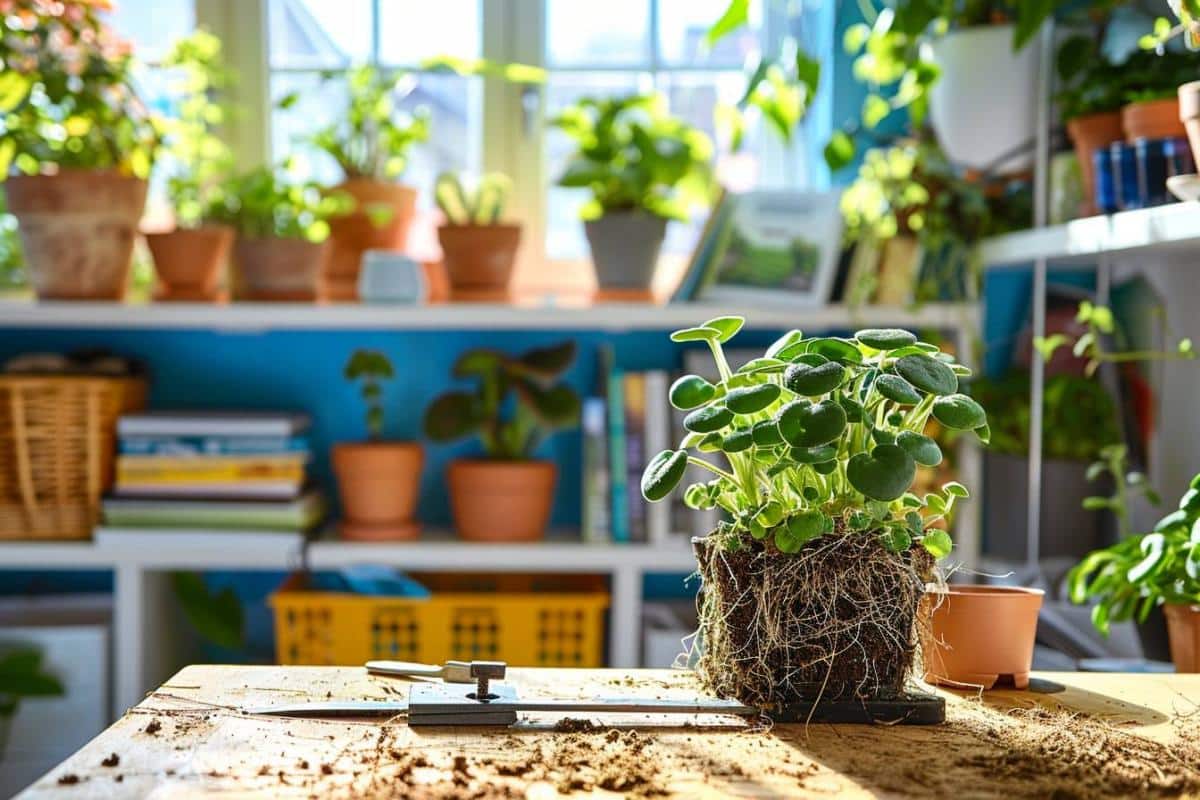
[333,440,422,452]
[143,223,235,237]
[449,457,553,469]
[1122,96,1180,114]
[1165,602,1200,612]
[5,168,146,181]
[926,585,1045,598]
[438,222,521,231]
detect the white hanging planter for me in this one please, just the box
[927,24,1041,174]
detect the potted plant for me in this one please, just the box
[1069,472,1200,672]
[423,341,580,542]
[144,30,236,302]
[1120,49,1194,142]
[0,0,158,300]
[435,172,521,298]
[290,66,430,300]
[206,164,350,301]
[0,646,64,758]
[1057,38,1127,215]
[639,315,1000,705]
[333,349,423,541]
[551,94,713,294]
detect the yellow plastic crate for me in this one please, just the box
[270,575,610,668]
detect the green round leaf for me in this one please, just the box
[776,399,847,448]
[875,374,923,405]
[921,529,953,559]
[737,357,786,375]
[722,428,753,453]
[766,329,805,359]
[752,419,784,446]
[787,510,825,543]
[812,459,837,475]
[847,444,916,501]
[725,383,781,414]
[789,444,838,464]
[774,528,803,554]
[784,361,846,397]
[881,528,913,553]
[755,500,785,527]
[839,394,864,422]
[895,354,958,396]
[931,394,986,430]
[871,428,895,445]
[855,328,918,351]
[670,326,722,343]
[684,403,733,433]
[896,430,943,467]
[697,432,724,452]
[806,337,863,365]
[641,449,687,502]
[701,316,745,343]
[669,374,716,410]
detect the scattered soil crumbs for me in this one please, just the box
[143,719,162,735]
[553,717,601,733]
[100,753,120,768]
[56,774,80,785]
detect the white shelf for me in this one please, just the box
[0,541,114,568]
[980,202,1200,266]
[0,299,978,332]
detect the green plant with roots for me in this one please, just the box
[0,646,63,719]
[435,172,512,225]
[423,342,582,460]
[641,316,986,559]
[345,349,395,441]
[1068,471,1200,635]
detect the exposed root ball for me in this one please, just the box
[693,532,931,707]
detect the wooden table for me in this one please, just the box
[17,666,1200,798]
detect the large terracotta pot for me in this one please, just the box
[145,225,234,302]
[325,179,418,301]
[922,585,1043,690]
[4,170,147,300]
[446,459,556,542]
[233,235,328,301]
[438,223,521,298]
[1164,603,1200,672]
[332,442,423,541]
[1066,111,1124,216]
[1123,97,1186,142]
[584,211,668,291]
[1179,81,1200,172]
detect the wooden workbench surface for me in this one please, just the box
[17,666,1200,799]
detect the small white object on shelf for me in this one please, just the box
[1167,174,1200,203]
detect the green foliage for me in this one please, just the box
[344,349,395,441]
[1054,36,1125,121]
[435,172,512,225]
[0,646,64,718]
[1118,48,1199,103]
[551,94,714,222]
[968,372,1120,462]
[1034,300,1195,378]
[641,317,984,558]
[206,164,351,241]
[289,65,430,182]
[423,341,582,460]
[0,192,23,290]
[158,29,236,227]
[420,55,546,85]
[0,1,160,179]
[171,572,244,651]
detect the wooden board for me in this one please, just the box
[17,667,1200,798]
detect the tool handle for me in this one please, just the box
[365,660,444,679]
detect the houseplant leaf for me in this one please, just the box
[642,449,688,501]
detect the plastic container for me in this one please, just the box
[270,573,610,667]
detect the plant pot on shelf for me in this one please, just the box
[1164,603,1200,672]
[927,24,1040,174]
[1122,97,1186,143]
[325,179,418,301]
[1066,112,1124,216]
[922,585,1044,689]
[873,236,922,306]
[584,211,668,293]
[1178,81,1200,171]
[233,235,328,302]
[693,532,932,706]
[4,170,147,300]
[332,442,423,541]
[446,459,556,542]
[438,223,522,299]
[144,225,235,303]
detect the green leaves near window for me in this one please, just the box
[205,164,352,242]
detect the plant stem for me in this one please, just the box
[686,456,736,482]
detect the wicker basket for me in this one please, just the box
[0,376,146,540]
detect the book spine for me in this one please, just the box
[118,435,309,456]
[116,456,306,484]
[580,397,611,544]
[623,373,647,543]
[643,371,672,545]
[607,365,629,544]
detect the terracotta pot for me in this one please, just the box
[332,442,423,541]
[1122,97,1186,142]
[446,459,556,542]
[1066,112,1124,216]
[145,225,234,302]
[1164,603,1200,672]
[4,170,147,300]
[922,585,1044,690]
[438,223,521,297]
[233,235,328,301]
[1179,81,1200,173]
[325,179,418,301]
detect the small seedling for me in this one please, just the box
[345,349,395,441]
[435,172,512,225]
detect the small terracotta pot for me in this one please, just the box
[438,223,521,297]
[145,225,234,302]
[332,442,423,541]
[922,585,1044,690]
[325,179,418,301]
[4,170,147,300]
[1067,111,1124,215]
[1178,81,1200,174]
[446,459,556,542]
[233,235,328,301]
[1123,97,1187,142]
[1164,603,1200,672]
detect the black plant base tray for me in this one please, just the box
[771,691,945,725]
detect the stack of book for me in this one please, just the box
[102,411,325,535]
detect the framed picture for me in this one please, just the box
[693,190,843,308]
